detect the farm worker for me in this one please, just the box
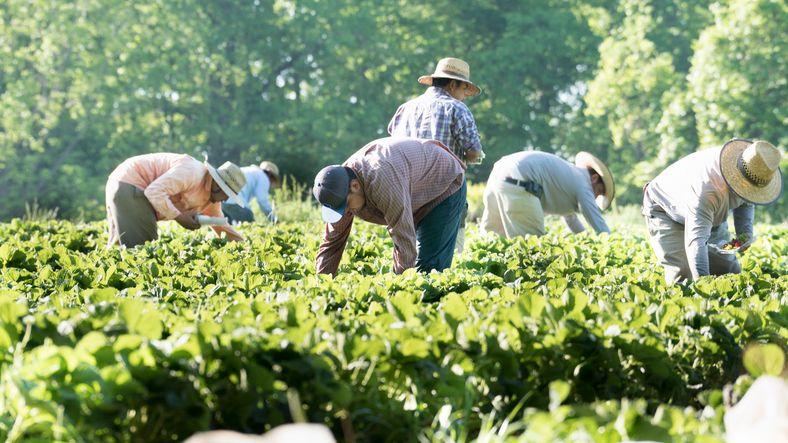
[313,137,466,275]
[643,139,782,284]
[105,153,247,247]
[480,151,614,238]
[221,161,281,224]
[387,57,483,253]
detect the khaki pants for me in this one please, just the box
[106,181,158,248]
[644,211,740,284]
[481,180,546,237]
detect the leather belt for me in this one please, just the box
[504,177,544,199]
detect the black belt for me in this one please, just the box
[504,177,543,199]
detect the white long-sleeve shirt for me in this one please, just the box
[237,166,275,220]
[489,151,610,234]
[643,147,754,280]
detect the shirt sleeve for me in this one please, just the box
[577,186,610,234]
[387,105,404,136]
[451,104,483,153]
[684,194,718,280]
[204,203,245,241]
[143,162,204,220]
[254,173,274,217]
[366,165,418,273]
[732,203,754,239]
[316,212,355,275]
[563,214,586,233]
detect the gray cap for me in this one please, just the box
[313,165,351,223]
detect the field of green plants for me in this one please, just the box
[0,197,786,441]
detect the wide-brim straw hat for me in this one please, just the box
[205,161,247,207]
[259,161,280,181]
[575,151,615,210]
[720,138,782,205]
[418,57,481,96]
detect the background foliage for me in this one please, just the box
[0,0,785,220]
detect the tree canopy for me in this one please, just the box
[0,0,785,220]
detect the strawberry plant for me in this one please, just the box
[0,220,785,441]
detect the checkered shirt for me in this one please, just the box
[316,137,465,275]
[387,87,482,158]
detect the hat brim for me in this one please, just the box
[575,152,615,210]
[720,139,782,205]
[206,163,244,207]
[321,203,346,224]
[259,164,280,181]
[418,75,482,96]
[264,170,280,181]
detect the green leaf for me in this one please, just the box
[83,288,120,304]
[519,291,546,319]
[743,343,785,377]
[442,293,468,322]
[564,288,588,315]
[400,338,429,358]
[118,299,163,339]
[659,303,680,332]
[549,380,571,411]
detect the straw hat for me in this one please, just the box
[259,161,280,181]
[418,57,481,96]
[575,152,615,210]
[720,139,782,205]
[205,161,247,207]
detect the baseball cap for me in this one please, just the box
[313,165,351,223]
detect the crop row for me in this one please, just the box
[0,220,785,441]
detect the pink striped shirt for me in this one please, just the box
[316,137,465,275]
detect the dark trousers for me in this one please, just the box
[415,181,467,273]
[106,181,158,247]
[221,202,254,224]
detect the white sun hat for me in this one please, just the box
[575,151,615,210]
[205,161,247,207]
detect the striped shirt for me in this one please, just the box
[316,137,465,275]
[387,87,482,159]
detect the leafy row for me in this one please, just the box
[0,220,785,441]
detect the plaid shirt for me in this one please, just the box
[387,87,482,159]
[316,137,465,275]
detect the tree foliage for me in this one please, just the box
[0,0,784,219]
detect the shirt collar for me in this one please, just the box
[426,86,453,99]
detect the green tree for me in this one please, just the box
[582,0,714,204]
[689,0,787,221]
[688,0,787,149]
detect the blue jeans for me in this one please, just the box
[415,181,467,273]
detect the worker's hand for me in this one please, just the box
[175,211,201,230]
[465,150,481,164]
